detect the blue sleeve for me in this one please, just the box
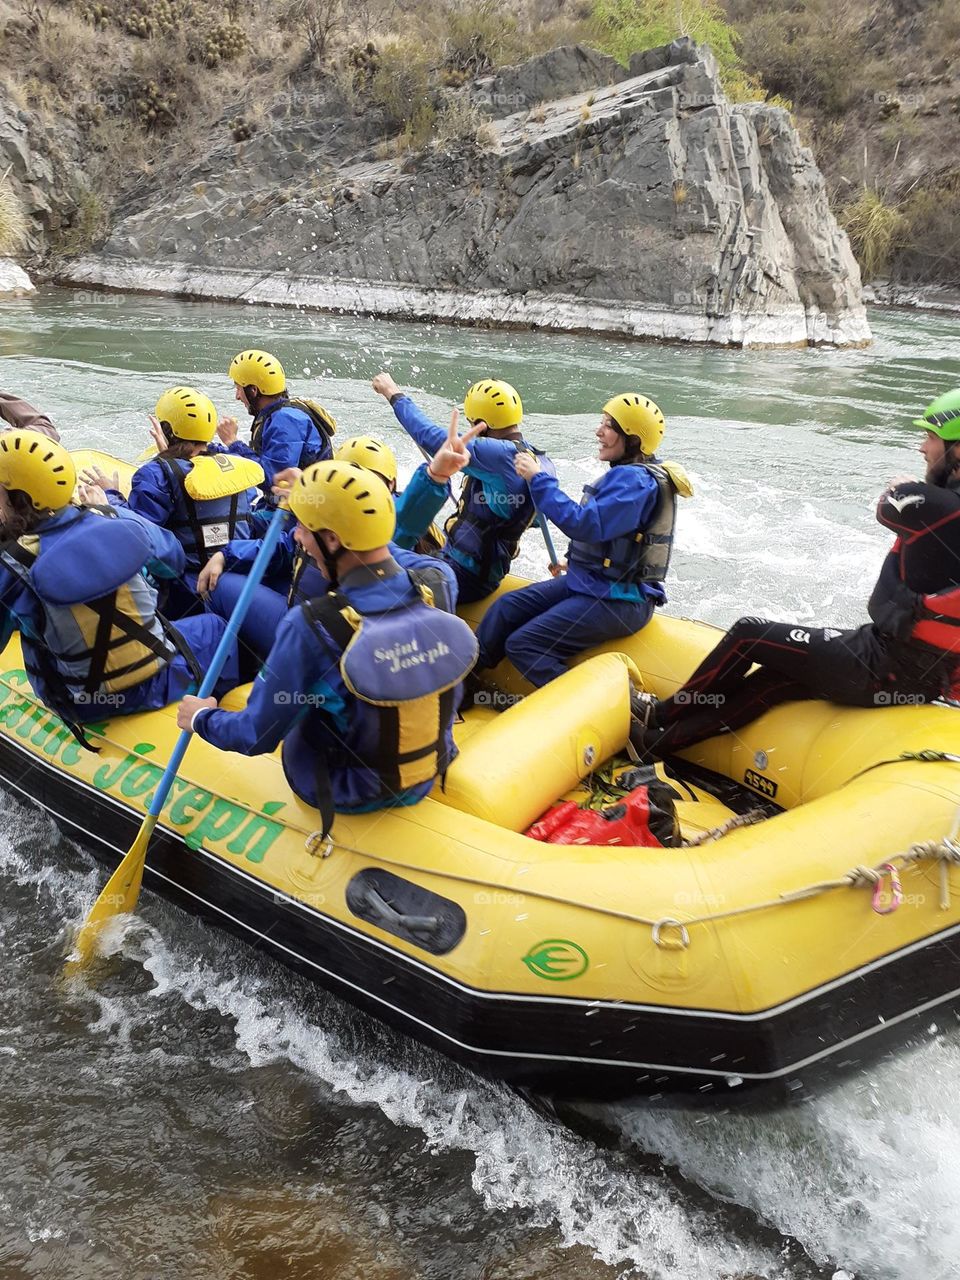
[193,610,338,754]
[258,407,315,487]
[529,467,659,542]
[113,461,175,527]
[114,506,186,579]
[394,463,448,549]
[390,395,448,456]
[223,524,297,577]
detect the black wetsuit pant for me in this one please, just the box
[654,617,953,753]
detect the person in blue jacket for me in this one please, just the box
[213,349,334,507]
[474,393,692,687]
[83,386,262,617]
[0,431,238,741]
[372,371,556,603]
[177,461,478,836]
[195,412,480,666]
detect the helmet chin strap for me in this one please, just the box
[319,541,345,587]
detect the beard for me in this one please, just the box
[926,447,956,486]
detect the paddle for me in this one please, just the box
[66,501,289,972]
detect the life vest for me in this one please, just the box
[567,462,678,587]
[250,395,336,470]
[445,441,547,585]
[869,538,960,657]
[158,453,262,568]
[0,507,179,707]
[300,566,478,831]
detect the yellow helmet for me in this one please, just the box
[154,386,218,442]
[228,349,286,396]
[289,461,396,550]
[464,379,523,430]
[602,393,666,454]
[334,435,398,487]
[0,429,77,512]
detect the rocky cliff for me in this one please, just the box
[58,38,871,348]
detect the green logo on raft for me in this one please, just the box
[0,667,287,864]
[522,939,589,981]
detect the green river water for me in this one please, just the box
[0,287,959,1280]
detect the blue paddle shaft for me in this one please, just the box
[538,516,559,566]
[146,504,290,819]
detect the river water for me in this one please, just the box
[1,289,959,1280]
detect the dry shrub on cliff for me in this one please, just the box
[433,93,497,148]
[16,4,102,104]
[0,178,27,257]
[441,0,522,74]
[728,0,884,115]
[840,187,906,280]
[370,39,437,142]
[893,175,960,284]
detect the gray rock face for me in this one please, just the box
[63,39,870,347]
[0,96,88,250]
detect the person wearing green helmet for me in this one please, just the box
[640,388,960,758]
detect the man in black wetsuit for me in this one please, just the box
[642,389,960,757]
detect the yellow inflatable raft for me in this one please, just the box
[0,452,956,1100]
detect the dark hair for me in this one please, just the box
[0,488,43,539]
[610,422,645,464]
[156,436,207,463]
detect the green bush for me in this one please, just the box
[590,0,755,96]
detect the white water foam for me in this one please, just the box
[102,920,795,1280]
[600,1027,960,1280]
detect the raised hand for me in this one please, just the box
[147,414,166,454]
[217,415,239,445]
[372,371,401,400]
[427,407,483,482]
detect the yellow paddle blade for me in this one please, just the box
[135,444,158,464]
[70,449,136,497]
[66,814,157,973]
[184,453,264,500]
